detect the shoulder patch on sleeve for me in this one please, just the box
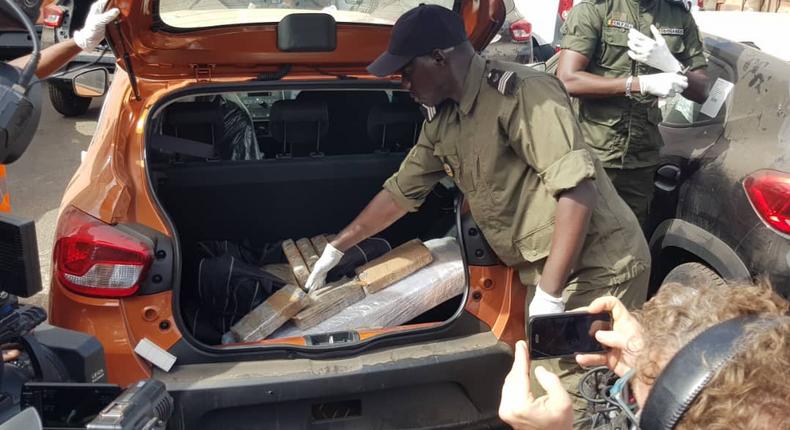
[663,0,691,11]
[487,69,520,96]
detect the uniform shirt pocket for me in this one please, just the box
[433,144,476,193]
[514,221,554,263]
[600,28,631,72]
[662,34,686,54]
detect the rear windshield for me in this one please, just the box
[158,0,455,29]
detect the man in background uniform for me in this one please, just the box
[303,4,650,420]
[557,0,708,226]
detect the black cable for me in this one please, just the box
[2,0,41,88]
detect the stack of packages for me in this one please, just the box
[222,235,442,344]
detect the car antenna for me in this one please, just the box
[257,65,293,81]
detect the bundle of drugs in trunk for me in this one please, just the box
[272,237,464,338]
[291,279,366,329]
[223,284,309,343]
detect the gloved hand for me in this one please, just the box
[627,25,683,73]
[304,244,344,293]
[638,73,688,98]
[73,0,120,51]
[528,286,565,317]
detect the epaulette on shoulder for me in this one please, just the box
[420,104,438,122]
[486,68,520,96]
[664,0,691,11]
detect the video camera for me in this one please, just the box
[0,2,174,428]
[0,0,43,164]
[0,212,174,430]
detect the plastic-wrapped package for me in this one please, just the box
[272,237,464,338]
[217,94,263,161]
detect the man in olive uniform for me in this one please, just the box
[303,4,649,419]
[557,0,708,226]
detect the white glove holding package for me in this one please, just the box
[528,285,565,317]
[73,0,120,51]
[304,244,344,293]
[627,25,683,73]
[638,73,688,98]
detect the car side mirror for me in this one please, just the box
[72,68,108,98]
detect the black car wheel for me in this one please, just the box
[48,80,92,117]
[662,262,728,289]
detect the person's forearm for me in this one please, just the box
[330,190,408,252]
[557,69,639,99]
[539,180,596,297]
[8,39,82,79]
[681,69,708,104]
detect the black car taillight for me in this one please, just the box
[53,207,153,298]
[743,170,790,236]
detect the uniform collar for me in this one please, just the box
[458,54,487,116]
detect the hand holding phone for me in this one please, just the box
[528,311,612,360]
[575,296,645,377]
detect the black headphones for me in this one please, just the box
[640,315,780,429]
[0,0,43,165]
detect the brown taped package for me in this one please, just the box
[230,284,308,342]
[310,234,330,255]
[282,239,310,288]
[292,279,366,330]
[355,239,434,294]
[296,238,320,271]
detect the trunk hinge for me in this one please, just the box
[192,64,215,83]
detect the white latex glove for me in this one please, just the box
[638,73,688,98]
[528,286,565,317]
[498,340,573,430]
[73,0,120,51]
[627,25,683,73]
[304,244,344,293]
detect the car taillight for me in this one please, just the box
[42,5,65,28]
[558,0,574,21]
[743,170,790,236]
[509,19,533,43]
[54,207,153,298]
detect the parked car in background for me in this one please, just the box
[46,0,536,428]
[40,0,116,116]
[647,27,790,297]
[484,0,573,63]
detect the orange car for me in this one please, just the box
[49,1,529,427]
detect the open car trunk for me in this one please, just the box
[147,84,464,347]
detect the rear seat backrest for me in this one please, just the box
[367,103,424,152]
[296,91,389,155]
[164,101,224,147]
[269,100,329,157]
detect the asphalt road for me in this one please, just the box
[6,88,103,309]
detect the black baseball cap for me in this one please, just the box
[367,4,468,77]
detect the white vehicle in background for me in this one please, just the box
[691,11,790,61]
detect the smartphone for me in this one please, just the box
[528,311,612,360]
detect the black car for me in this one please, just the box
[647,33,790,296]
[42,0,115,116]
